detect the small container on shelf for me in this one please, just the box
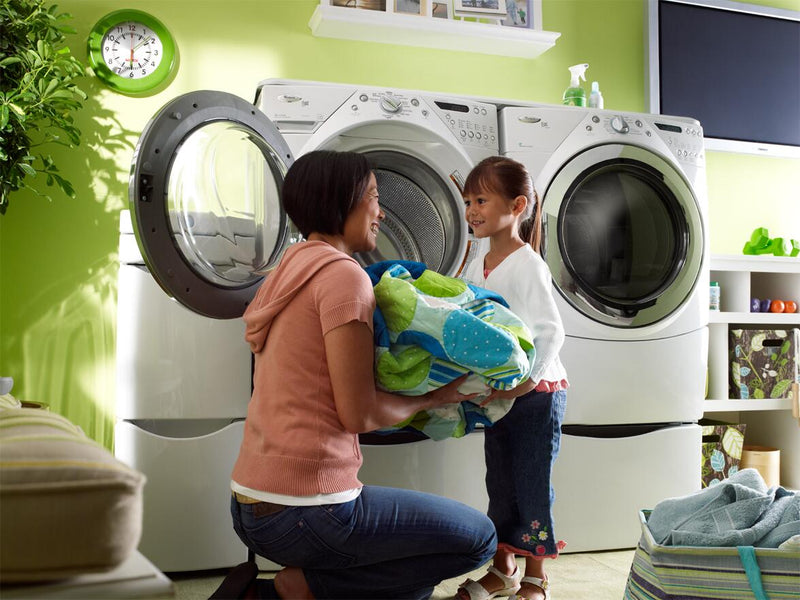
[709,281,721,311]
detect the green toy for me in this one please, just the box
[742,227,800,257]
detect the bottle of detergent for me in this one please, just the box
[562,63,588,107]
[588,81,604,109]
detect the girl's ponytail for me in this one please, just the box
[519,189,542,254]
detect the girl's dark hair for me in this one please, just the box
[281,150,372,238]
[463,156,542,253]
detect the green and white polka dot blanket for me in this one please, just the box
[365,261,535,440]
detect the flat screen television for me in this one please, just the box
[646,0,800,158]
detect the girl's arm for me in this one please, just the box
[325,320,478,433]
[516,254,566,384]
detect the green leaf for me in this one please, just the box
[0,0,85,214]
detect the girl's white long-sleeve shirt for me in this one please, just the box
[462,239,568,386]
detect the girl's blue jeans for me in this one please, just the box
[485,389,567,557]
[231,484,496,599]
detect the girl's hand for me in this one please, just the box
[479,378,536,406]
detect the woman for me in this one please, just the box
[230,150,497,599]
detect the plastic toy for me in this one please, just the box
[751,297,798,313]
[742,227,800,256]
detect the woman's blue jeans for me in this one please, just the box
[485,389,567,557]
[231,485,496,599]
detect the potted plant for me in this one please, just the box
[0,0,87,215]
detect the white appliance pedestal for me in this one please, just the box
[552,423,702,553]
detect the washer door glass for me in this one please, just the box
[130,91,295,319]
[542,144,704,327]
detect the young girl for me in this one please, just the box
[456,156,569,600]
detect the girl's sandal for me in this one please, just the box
[509,576,550,600]
[454,565,522,599]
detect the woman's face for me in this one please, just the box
[342,172,384,254]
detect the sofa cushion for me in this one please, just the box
[0,407,146,582]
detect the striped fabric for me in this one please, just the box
[625,511,800,599]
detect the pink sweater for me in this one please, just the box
[231,242,375,496]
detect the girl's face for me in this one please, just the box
[342,172,384,254]
[463,187,521,239]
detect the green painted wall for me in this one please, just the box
[1,0,798,446]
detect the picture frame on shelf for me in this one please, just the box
[357,0,387,9]
[432,0,450,18]
[395,0,426,15]
[502,0,531,28]
[453,0,507,19]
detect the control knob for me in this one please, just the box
[379,95,402,114]
[610,115,630,134]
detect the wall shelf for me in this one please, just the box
[704,398,793,412]
[308,3,560,59]
[705,253,800,489]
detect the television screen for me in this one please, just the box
[646,0,800,158]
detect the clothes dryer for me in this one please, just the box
[116,81,499,571]
[499,105,708,551]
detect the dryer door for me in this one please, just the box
[542,143,704,327]
[129,90,295,319]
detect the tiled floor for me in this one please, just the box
[168,549,636,599]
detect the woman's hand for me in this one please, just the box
[419,374,482,410]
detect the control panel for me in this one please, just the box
[256,84,498,151]
[583,113,705,166]
[426,98,498,151]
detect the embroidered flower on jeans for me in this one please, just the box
[530,520,540,529]
[522,533,531,543]
[538,530,548,541]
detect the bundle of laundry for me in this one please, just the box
[364,261,535,440]
[647,468,800,548]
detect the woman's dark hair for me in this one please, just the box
[281,150,372,238]
[463,156,542,253]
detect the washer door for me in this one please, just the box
[542,144,704,327]
[129,91,295,319]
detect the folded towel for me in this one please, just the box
[365,261,535,440]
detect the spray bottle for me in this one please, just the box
[589,81,604,109]
[563,63,588,107]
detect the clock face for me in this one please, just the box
[88,10,177,95]
[101,21,164,80]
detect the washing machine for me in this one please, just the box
[116,80,499,571]
[499,105,708,551]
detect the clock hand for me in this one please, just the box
[133,36,151,52]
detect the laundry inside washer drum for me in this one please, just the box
[355,153,463,275]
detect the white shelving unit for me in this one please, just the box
[308,2,561,59]
[705,254,800,489]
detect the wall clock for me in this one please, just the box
[87,9,177,95]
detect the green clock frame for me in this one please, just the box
[87,9,177,96]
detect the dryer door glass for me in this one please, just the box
[129,90,295,319]
[542,144,704,327]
